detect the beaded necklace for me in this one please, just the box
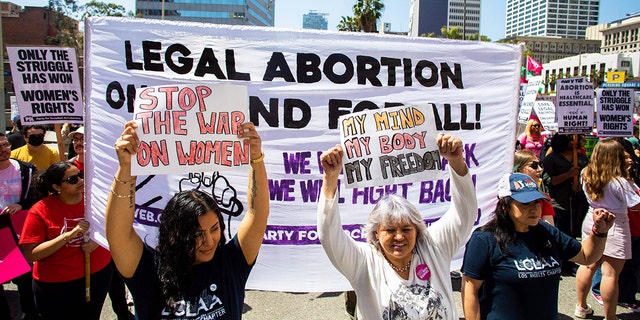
[385,256,411,273]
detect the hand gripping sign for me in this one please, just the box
[339,105,442,189]
[132,83,249,176]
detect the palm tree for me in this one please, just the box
[589,70,603,88]
[337,16,359,32]
[352,0,384,32]
[440,26,463,39]
[468,33,491,42]
[544,73,558,93]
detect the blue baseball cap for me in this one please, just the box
[497,173,547,203]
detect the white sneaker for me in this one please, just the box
[574,304,594,318]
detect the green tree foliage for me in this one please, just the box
[337,16,359,31]
[544,73,557,92]
[468,33,491,42]
[423,27,490,42]
[440,26,463,39]
[337,0,384,32]
[589,70,603,88]
[46,0,82,49]
[45,0,133,53]
[82,1,129,19]
[353,0,384,32]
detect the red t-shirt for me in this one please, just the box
[70,157,83,172]
[19,195,110,282]
[540,194,555,218]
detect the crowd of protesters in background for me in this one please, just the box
[3,110,640,320]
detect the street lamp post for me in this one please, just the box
[0,7,5,132]
[462,0,466,40]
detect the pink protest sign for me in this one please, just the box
[0,227,31,283]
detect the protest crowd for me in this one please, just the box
[3,103,640,320]
[2,16,640,320]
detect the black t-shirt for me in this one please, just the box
[124,236,253,320]
[542,151,588,210]
[7,132,25,150]
[461,222,581,320]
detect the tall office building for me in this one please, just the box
[505,0,599,39]
[136,0,274,27]
[409,0,481,38]
[587,14,640,54]
[303,10,328,30]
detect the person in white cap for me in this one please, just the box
[66,126,135,319]
[460,172,615,320]
[67,126,85,172]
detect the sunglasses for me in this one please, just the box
[529,161,541,170]
[532,124,541,128]
[62,172,84,185]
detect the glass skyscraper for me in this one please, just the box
[136,0,274,26]
[303,10,328,30]
[409,0,481,38]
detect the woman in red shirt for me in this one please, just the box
[20,161,112,320]
[513,150,555,225]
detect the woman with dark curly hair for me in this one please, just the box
[105,120,269,320]
[460,172,615,320]
[20,161,113,319]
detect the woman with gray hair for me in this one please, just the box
[317,133,477,320]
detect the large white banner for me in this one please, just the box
[85,17,522,292]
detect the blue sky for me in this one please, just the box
[14,0,640,41]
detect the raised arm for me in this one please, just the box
[428,134,477,256]
[236,122,269,265]
[320,144,343,199]
[437,133,467,177]
[105,121,143,278]
[317,144,370,279]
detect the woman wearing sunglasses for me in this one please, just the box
[19,161,113,319]
[518,118,546,158]
[513,150,555,225]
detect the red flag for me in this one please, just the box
[526,56,543,75]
